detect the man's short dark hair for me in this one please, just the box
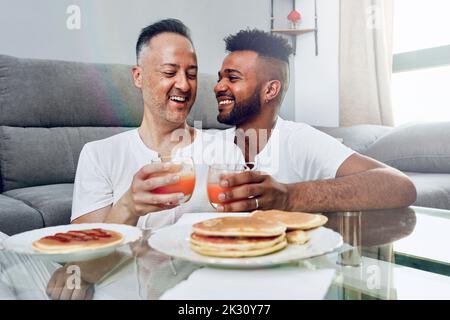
[224,29,293,64]
[136,19,192,62]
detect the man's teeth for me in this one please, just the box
[170,96,187,102]
[219,100,234,105]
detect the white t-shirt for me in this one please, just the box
[222,116,355,183]
[71,128,243,229]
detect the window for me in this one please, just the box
[392,0,450,125]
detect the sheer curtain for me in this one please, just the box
[339,0,394,126]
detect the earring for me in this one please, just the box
[265,99,269,103]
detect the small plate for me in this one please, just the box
[2,223,142,263]
[148,223,343,268]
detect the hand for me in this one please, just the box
[125,163,185,217]
[217,171,290,212]
[46,266,94,300]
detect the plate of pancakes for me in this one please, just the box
[2,223,142,263]
[149,210,343,268]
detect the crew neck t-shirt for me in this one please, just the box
[71,128,243,229]
[223,116,355,183]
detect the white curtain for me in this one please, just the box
[339,0,394,126]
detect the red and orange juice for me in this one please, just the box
[153,174,196,200]
[207,164,248,210]
[151,156,195,204]
[207,183,231,208]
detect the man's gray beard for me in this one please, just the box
[217,91,261,126]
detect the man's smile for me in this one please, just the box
[168,94,190,108]
[216,95,235,112]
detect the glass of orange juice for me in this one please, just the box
[207,164,247,210]
[151,156,195,204]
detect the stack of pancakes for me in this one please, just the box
[251,210,328,245]
[190,216,287,258]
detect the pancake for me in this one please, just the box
[251,210,328,230]
[191,239,288,258]
[32,228,123,254]
[190,233,285,251]
[286,230,310,245]
[192,216,286,237]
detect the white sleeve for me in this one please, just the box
[288,127,355,181]
[71,144,114,221]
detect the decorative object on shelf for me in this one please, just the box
[288,9,302,29]
[270,0,319,56]
[287,9,302,29]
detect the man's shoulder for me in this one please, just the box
[277,118,341,150]
[277,117,317,137]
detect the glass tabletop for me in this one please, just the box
[0,206,449,300]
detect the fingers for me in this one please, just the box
[47,267,95,300]
[218,197,260,212]
[219,184,264,203]
[46,268,59,296]
[59,286,75,300]
[132,192,185,207]
[134,174,181,192]
[71,282,95,300]
[220,171,267,188]
[134,163,180,180]
[48,269,66,300]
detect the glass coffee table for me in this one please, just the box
[0,206,449,300]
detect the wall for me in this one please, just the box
[0,0,296,121]
[294,0,340,126]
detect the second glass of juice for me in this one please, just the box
[207,164,247,210]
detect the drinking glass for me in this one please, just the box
[151,156,195,204]
[207,164,248,210]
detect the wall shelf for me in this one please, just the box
[271,28,316,35]
[270,0,319,56]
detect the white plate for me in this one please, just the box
[148,223,343,268]
[2,223,142,263]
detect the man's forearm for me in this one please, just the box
[104,191,140,226]
[286,168,417,212]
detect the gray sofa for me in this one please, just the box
[1,54,449,235]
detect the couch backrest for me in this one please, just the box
[315,124,391,154]
[0,54,228,192]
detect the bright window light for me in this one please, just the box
[392,0,450,125]
[393,0,450,54]
[392,66,450,125]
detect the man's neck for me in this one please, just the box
[235,110,279,163]
[138,109,195,156]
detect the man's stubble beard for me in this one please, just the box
[217,89,261,126]
[143,91,194,125]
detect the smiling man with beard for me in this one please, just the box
[213,29,417,213]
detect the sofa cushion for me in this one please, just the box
[0,194,44,235]
[3,184,74,227]
[0,54,226,130]
[406,172,450,210]
[364,122,450,173]
[315,124,391,153]
[0,126,131,191]
[0,55,143,127]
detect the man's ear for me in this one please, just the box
[131,65,142,88]
[263,80,282,103]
